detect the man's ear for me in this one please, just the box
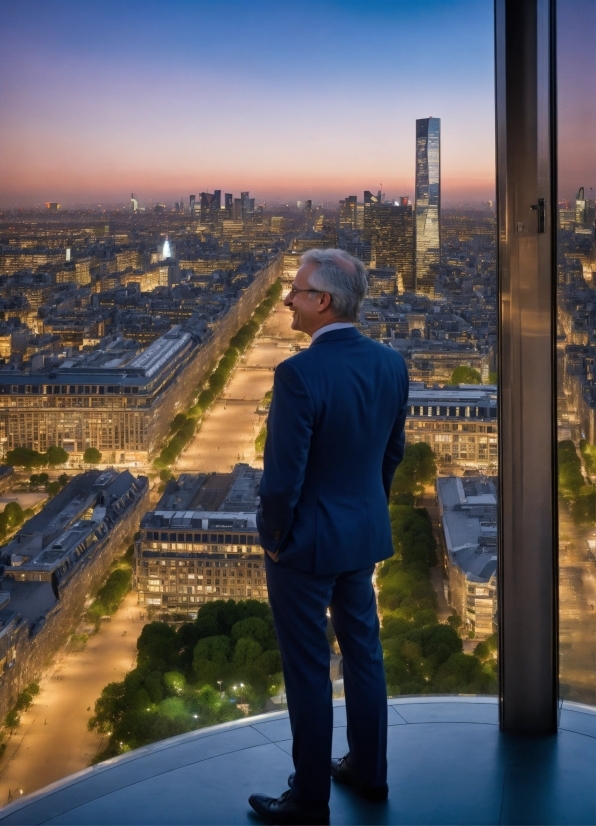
[317,292,332,313]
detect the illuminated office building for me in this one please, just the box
[405,385,498,470]
[339,196,358,230]
[575,187,586,226]
[135,465,266,616]
[364,202,414,292]
[415,117,441,296]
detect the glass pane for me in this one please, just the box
[556,0,596,706]
[0,0,497,799]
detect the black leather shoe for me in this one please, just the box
[248,789,330,825]
[331,753,388,802]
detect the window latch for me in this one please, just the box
[530,198,546,233]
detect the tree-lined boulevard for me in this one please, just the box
[178,299,307,473]
[0,593,142,803]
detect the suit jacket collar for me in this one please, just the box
[310,326,362,346]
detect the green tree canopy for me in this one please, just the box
[390,443,437,499]
[89,600,280,762]
[448,366,482,385]
[3,501,24,528]
[83,447,102,464]
[163,671,186,695]
[579,439,596,475]
[46,445,69,466]
[197,389,215,409]
[171,413,187,432]
[558,440,585,498]
[6,447,47,468]
[230,617,274,647]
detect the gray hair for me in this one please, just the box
[300,248,368,321]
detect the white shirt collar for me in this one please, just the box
[310,322,354,344]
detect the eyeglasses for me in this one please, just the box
[287,286,325,298]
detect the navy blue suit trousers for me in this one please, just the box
[266,557,388,808]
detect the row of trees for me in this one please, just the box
[1,683,40,754]
[28,472,69,496]
[558,439,596,525]
[378,501,497,695]
[86,544,135,629]
[7,446,103,469]
[254,391,273,455]
[88,599,283,762]
[6,445,69,469]
[155,281,282,468]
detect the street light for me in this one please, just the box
[217,679,223,699]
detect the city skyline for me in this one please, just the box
[0,0,499,207]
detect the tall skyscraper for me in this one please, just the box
[415,117,441,296]
[575,186,586,225]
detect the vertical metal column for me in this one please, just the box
[495,0,559,734]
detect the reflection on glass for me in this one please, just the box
[0,0,500,795]
[415,117,442,297]
[556,0,596,706]
[382,204,498,698]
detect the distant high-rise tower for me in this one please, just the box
[364,202,414,292]
[200,190,221,223]
[304,199,313,230]
[190,194,196,216]
[415,117,441,296]
[240,191,255,221]
[339,196,358,230]
[131,193,138,213]
[575,186,586,225]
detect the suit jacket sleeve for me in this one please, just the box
[257,359,314,553]
[381,362,409,500]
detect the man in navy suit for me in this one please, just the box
[249,249,409,825]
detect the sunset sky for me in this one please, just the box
[0,0,592,207]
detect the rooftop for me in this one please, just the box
[0,697,593,825]
[437,476,498,583]
[408,385,497,404]
[143,466,263,525]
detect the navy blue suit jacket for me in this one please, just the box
[257,326,409,574]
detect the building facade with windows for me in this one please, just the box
[406,384,498,469]
[0,468,149,717]
[364,202,415,292]
[0,256,281,463]
[135,465,266,617]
